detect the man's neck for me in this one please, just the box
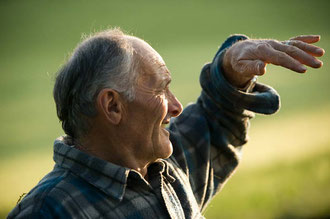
[75,133,150,178]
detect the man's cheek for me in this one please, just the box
[154,97,168,117]
[147,95,164,110]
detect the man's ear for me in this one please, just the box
[96,89,123,125]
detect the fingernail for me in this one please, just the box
[258,62,266,75]
[312,59,323,68]
[300,66,307,72]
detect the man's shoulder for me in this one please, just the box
[7,166,86,218]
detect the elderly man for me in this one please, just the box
[8,29,324,218]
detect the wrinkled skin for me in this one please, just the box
[223,35,325,88]
[119,37,183,175]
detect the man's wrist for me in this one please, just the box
[238,76,258,92]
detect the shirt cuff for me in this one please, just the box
[200,34,280,115]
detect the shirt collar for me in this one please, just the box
[53,136,130,203]
[148,160,176,183]
[53,136,176,202]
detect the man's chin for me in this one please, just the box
[158,134,173,159]
[161,141,173,159]
[153,128,173,159]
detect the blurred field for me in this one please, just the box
[204,146,330,219]
[1,0,329,218]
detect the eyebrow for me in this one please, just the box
[160,76,171,89]
[157,64,171,86]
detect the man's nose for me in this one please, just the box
[168,91,183,118]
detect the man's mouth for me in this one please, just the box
[161,119,170,128]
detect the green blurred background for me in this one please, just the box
[1,0,329,218]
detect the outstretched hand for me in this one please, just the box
[222,35,325,88]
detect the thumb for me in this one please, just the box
[236,60,266,76]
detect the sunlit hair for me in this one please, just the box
[53,28,138,138]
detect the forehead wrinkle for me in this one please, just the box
[128,36,171,89]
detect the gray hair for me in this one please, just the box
[53,29,138,138]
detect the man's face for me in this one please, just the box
[123,38,183,163]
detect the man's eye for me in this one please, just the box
[156,86,169,96]
[155,89,165,95]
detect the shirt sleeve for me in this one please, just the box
[168,34,280,211]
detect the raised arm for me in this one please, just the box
[167,34,324,211]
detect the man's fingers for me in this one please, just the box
[289,40,325,57]
[270,41,323,68]
[226,36,325,85]
[258,44,307,73]
[290,35,320,44]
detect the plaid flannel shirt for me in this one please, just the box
[8,35,280,219]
